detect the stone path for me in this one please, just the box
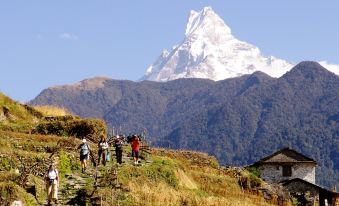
[43,145,151,205]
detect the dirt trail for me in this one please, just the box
[43,146,151,205]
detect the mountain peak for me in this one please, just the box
[288,61,331,76]
[282,61,339,83]
[185,6,231,37]
[294,61,323,69]
[142,7,293,82]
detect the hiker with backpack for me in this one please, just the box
[131,135,141,165]
[97,135,109,166]
[114,135,123,165]
[45,163,59,205]
[78,138,90,173]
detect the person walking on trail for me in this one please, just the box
[131,135,141,165]
[78,138,90,173]
[45,163,59,205]
[114,135,123,165]
[98,135,109,166]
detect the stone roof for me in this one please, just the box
[282,178,339,196]
[256,148,316,164]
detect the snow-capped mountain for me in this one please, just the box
[142,7,338,81]
[142,7,293,81]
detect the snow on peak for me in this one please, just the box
[185,6,231,38]
[141,7,295,82]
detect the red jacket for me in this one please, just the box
[131,138,140,151]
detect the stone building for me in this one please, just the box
[254,148,316,184]
[283,178,339,206]
[252,148,339,206]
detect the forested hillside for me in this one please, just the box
[31,61,339,188]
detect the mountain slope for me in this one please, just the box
[30,62,339,188]
[161,61,339,187]
[142,6,293,81]
[31,62,339,186]
[31,77,120,118]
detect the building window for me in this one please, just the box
[276,166,280,170]
[282,166,292,177]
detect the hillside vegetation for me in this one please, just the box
[33,105,71,116]
[0,93,284,205]
[0,130,280,206]
[30,61,339,188]
[0,93,42,132]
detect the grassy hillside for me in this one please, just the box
[0,130,87,205]
[0,130,280,206]
[0,93,289,205]
[33,105,71,116]
[0,93,42,132]
[105,149,276,206]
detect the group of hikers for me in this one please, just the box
[45,133,143,205]
[78,134,143,172]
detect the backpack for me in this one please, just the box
[114,139,122,148]
[106,151,111,162]
[80,143,89,155]
[127,136,132,143]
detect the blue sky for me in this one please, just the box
[1,1,339,101]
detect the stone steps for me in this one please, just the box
[43,147,152,205]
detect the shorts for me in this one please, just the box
[80,153,89,161]
[132,150,139,159]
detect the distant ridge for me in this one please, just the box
[51,76,112,90]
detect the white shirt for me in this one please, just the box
[48,169,58,180]
[99,142,108,150]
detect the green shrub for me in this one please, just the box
[147,159,178,188]
[59,150,72,177]
[247,166,260,177]
[66,119,106,141]
[117,157,179,188]
[34,118,106,141]
[0,157,15,171]
[248,173,262,188]
[0,182,17,205]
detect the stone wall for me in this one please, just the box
[260,163,315,183]
[283,181,319,205]
[284,180,319,196]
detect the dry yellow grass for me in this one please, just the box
[100,149,278,206]
[126,176,275,206]
[33,105,71,116]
